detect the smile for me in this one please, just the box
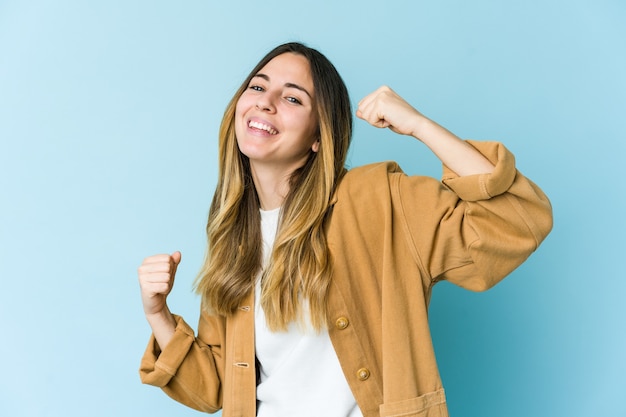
[248,120,278,135]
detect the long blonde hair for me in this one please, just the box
[195,43,352,331]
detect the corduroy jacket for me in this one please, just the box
[140,141,553,417]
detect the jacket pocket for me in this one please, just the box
[379,389,447,417]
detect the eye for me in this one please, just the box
[286,96,302,105]
[249,85,264,92]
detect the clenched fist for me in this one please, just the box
[138,251,181,316]
[356,85,425,137]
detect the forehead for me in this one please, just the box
[256,53,314,92]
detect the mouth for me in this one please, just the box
[248,120,278,135]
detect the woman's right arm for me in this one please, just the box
[138,252,225,413]
[138,252,181,348]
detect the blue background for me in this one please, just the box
[1,1,624,416]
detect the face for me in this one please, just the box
[235,53,319,175]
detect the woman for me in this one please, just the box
[138,42,552,417]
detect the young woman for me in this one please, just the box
[138,42,552,417]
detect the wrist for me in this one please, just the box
[410,115,435,141]
[145,306,176,328]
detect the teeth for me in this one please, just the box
[249,120,277,135]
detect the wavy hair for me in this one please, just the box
[194,42,352,331]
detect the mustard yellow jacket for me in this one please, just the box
[140,141,553,417]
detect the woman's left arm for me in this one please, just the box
[356,85,495,176]
[358,86,553,290]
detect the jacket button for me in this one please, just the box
[357,368,370,381]
[335,316,349,330]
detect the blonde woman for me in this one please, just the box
[138,42,552,417]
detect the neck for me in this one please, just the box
[250,163,292,210]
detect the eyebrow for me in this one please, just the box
[253,73,313,99]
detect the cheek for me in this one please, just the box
[234,97,245,120]
[307,113,319,137]
[235,91,254,116]
[234,98,248,135]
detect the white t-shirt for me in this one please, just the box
[255,207,362,417]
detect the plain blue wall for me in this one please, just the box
[1,1,624,416]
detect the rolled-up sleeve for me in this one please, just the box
[441,141,517,201]
[140,315,197,385]
[139,313,225,413]
[395,140,553,291]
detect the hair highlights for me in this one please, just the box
[195,42,352,331]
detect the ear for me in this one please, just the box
[311,139,320,153]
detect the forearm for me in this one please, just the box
[139,312,225,413]
[411,117,495,177]
[145,306,177,350]
[356,86,496,176]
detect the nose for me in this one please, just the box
[255,94,276,112]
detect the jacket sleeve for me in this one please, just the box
[139,311,226,413]
[394,140,553,291]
